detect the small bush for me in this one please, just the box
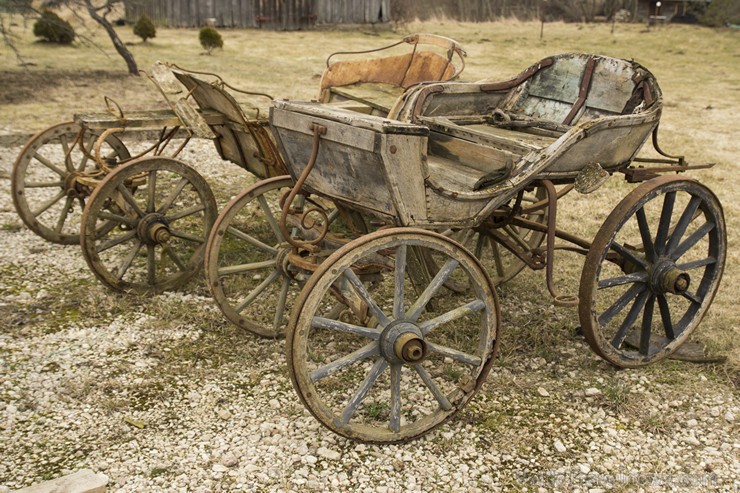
[133,15,156,42]
[199,27,223,55]
[33,9,75,45]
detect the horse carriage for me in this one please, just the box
[263,52,725,443]
[9,43,725,444]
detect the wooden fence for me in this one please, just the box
[124,0,390,29]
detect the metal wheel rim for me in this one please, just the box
[205,176,297,338]
[11,122,130,244]
[287,228,500,444]
[579,176,726,368]
[81,157,217,293]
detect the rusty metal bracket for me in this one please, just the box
[541,180,578,307]
[279,123,328,253]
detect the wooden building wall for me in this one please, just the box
[124,0,390,29]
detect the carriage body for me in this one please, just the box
[271,53,663,228]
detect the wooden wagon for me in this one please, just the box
[256,52,726,443]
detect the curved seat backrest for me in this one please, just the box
[501,53,661,126]
[318,33,466,108]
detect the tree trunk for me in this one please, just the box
[84,0,139,76]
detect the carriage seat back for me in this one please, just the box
[500,53,659,127]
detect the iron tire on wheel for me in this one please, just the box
[287,228,500,444]
[81,157,217,293]
[579,176,726,368]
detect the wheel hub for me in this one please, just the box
[137,213,171,245]
[650,260,690,295]
[63,172,89,199]
[380,321,427,365]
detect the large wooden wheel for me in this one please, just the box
[11,122,130,244]
[205,176,302,338]
[579,176,726,368]
[287,228,500,444]
[80,157,217,293]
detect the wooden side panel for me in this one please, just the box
[380,133,427,225]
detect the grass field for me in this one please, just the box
[0,17,738,490]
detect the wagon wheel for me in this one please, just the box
[445,186,548,287]
[81,157,217,293]
[205,176,305,338]
[11,122,131,244]
[287,228,500,444]
[579,176,725,368]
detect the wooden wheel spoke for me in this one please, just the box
[168,229,205,244]
[24,180,64,188]
[225,226,277,255]
[664,196,701,255]
[273,278,291,330]
[235,269,281,313]
[117,184,145,218]
[343,268,391,328]
[157,178,189,214]
[639,294,656,355]
[389,364,402,433]
[339,358,388,425]
[419,299,485,335]
[609,241,648,269]
[166,204,206,222]
[54,196,74,233]
[657,294,676,340]
[59,133,74,172]
[653,191,675,255]
[598,272,648,289]
[676,257,716,271]
[412,364,453,410]
[680,290,701,305]
[611,289,649,348]
[32,190,66,217]
[96,230,137,253]
[218,260,274,276]
[311,317,381,340]
[116,240,142,280]
[393,244,407,319]
[310,343,379,383]
[32,152,66,177]
[635,207,656,262]
[164,246,187,272]
[406,259,460,322]
[425,342,482,366]
[146,170,157,213]
[598,283,646,326]
[97,211,137,227]
[670,221,714,261]
[257,194,282,241]
[78,133,96,171]
[490,238,505,278]
[146,244,156,285]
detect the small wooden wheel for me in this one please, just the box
[287,228,500,444]
[11,122,130,244]
[205,176,302,338]
[81,157,217,293]
[579,176,726,368]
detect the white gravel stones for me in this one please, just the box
[0,138,738,492]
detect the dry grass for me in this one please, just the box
[1,19,737,377]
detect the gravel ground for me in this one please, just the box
[0,139,737,492]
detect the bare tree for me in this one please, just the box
[50,0,139,75]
